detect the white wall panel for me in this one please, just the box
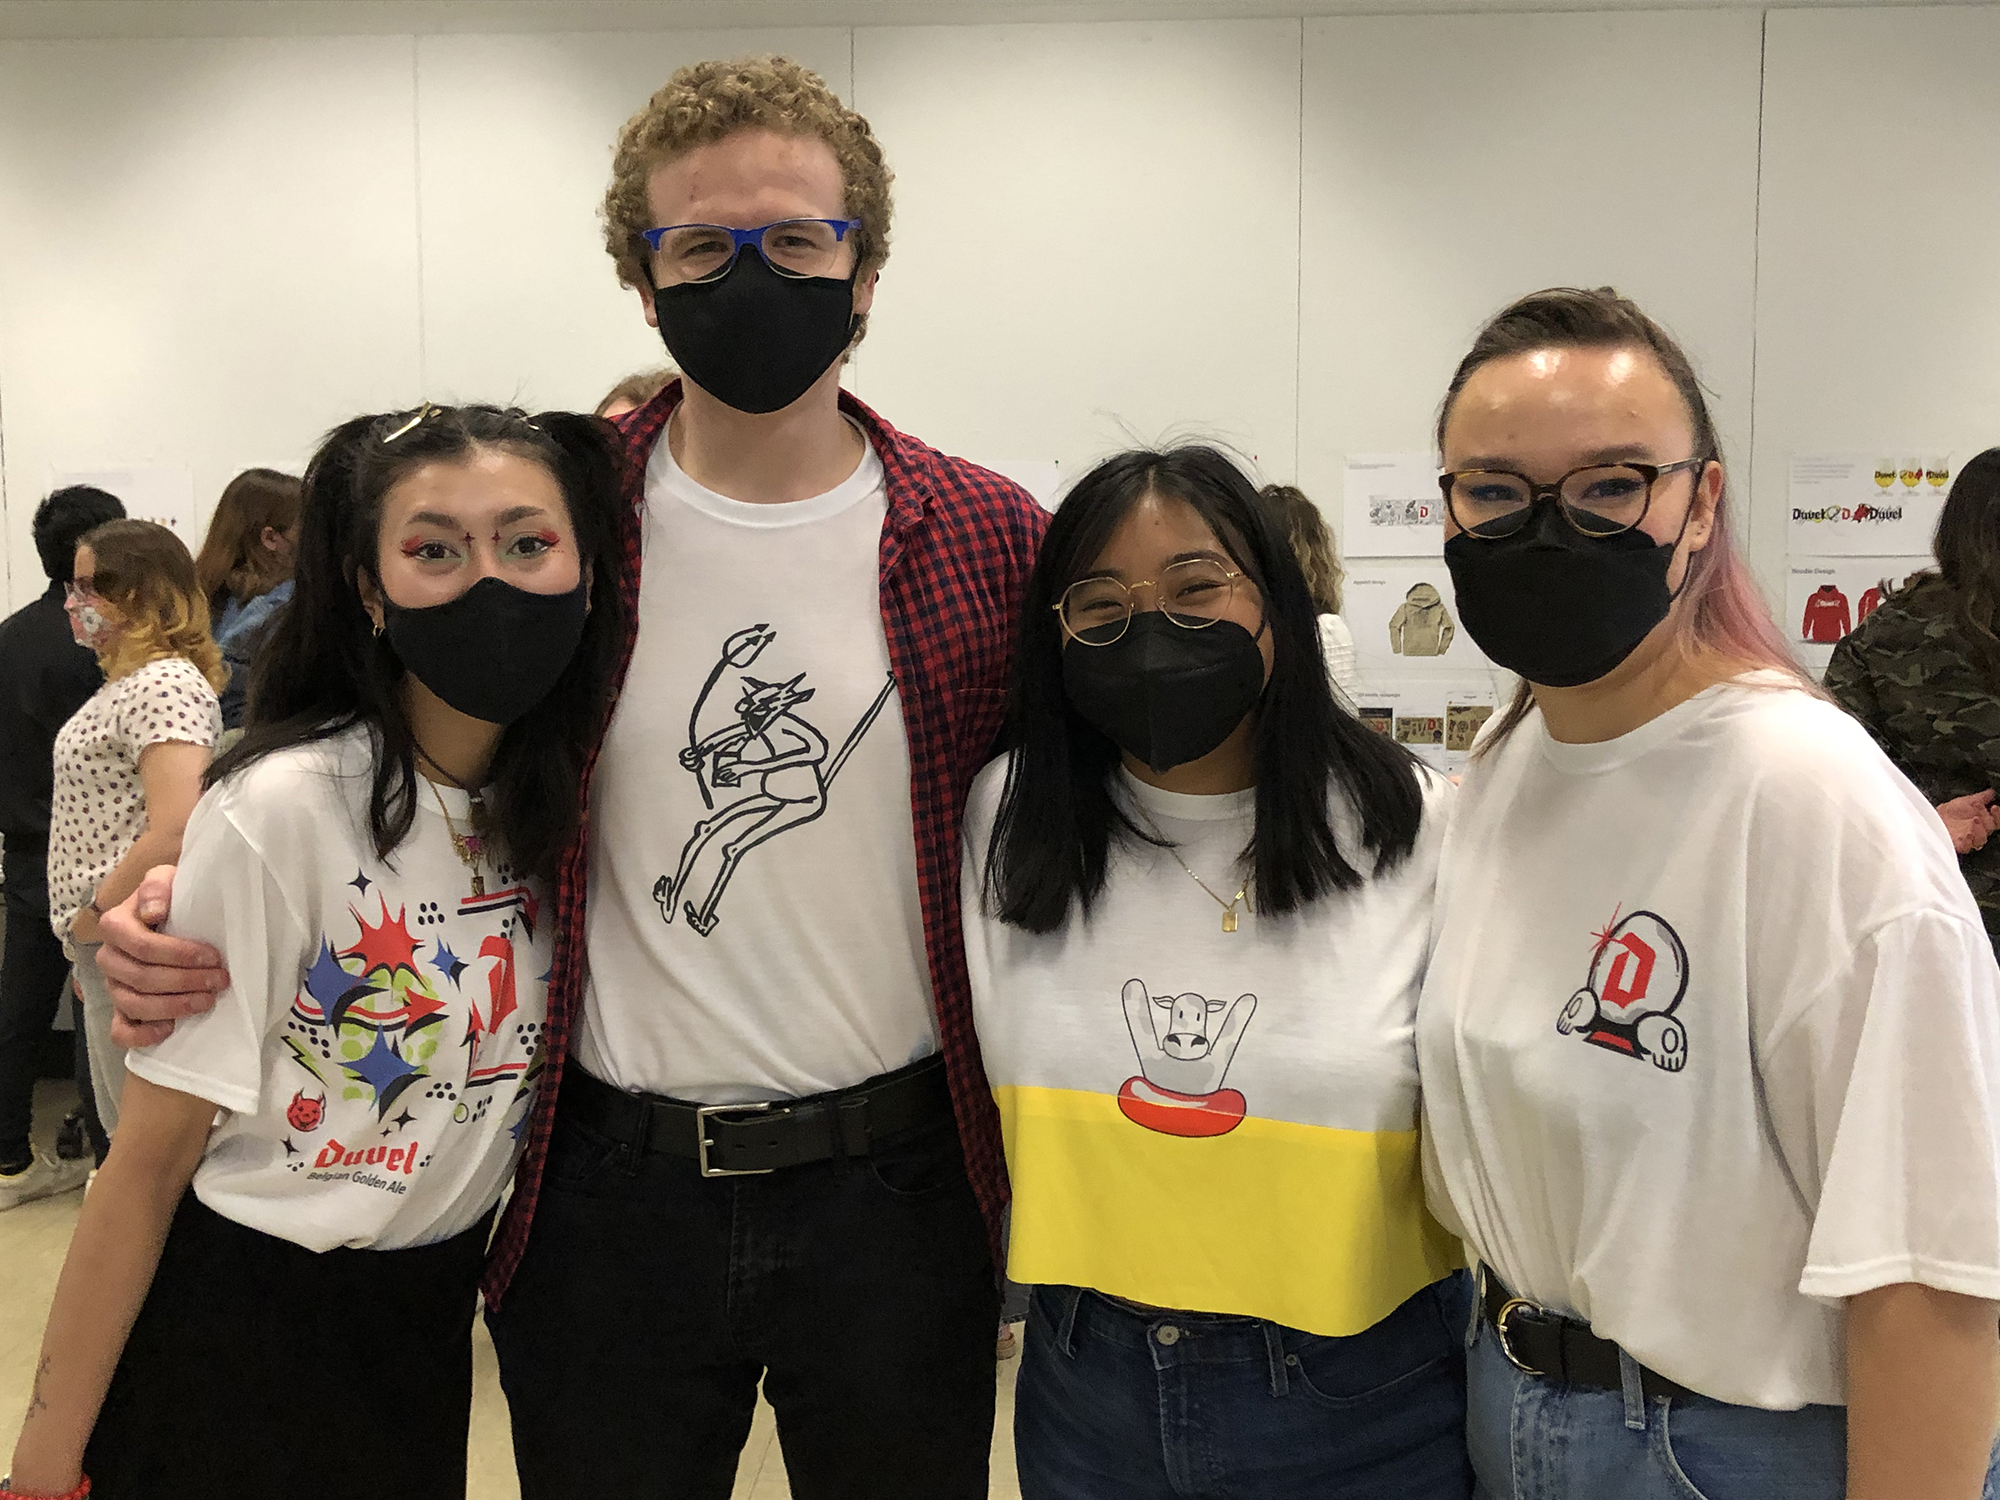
[1750,5,2000,589]
[413,28,852,414]
[2,8,1994,617]
[852,19,1302,481]
[1297,11,1763,565]
[0,35,423,609]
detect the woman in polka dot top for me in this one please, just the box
[46,520,224,1138]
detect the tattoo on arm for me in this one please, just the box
[25,1353,51,1419]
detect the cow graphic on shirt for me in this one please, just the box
[1556,907,1690,1071]
[653,624,896,937]
[1116,978,1257,1137]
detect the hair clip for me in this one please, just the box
[381,402,445,444]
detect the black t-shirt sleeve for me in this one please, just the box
[30,641,103,738]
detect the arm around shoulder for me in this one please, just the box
[124,788,311,1116]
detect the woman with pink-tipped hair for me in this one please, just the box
[1416,287,2000,1500]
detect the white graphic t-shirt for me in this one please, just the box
[574,424,936,1104]
[1419,677,2000,1408]
[48,655,221,949]
[128,726,550,1252]
[964,759,1461,1338]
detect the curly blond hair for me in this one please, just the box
[83,519,228,693]
[603,56,893,340]
[1259,484,1344,616]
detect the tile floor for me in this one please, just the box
[0,1081,1025,1499]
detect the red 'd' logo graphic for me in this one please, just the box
[1598,933,1659,1019]
[1555,909,1690,1072]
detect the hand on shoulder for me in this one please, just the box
[97,866,228,1047]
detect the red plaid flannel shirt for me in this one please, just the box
[484,383,1049,1302]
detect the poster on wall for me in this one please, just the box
[1342,452,1443,558]
[1784,556,1930,677]
[1787,452,1950,556]
[1343,560,1491,674]
[49,463,198,547]
[1348,673,1500,776]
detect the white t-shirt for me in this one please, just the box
[1318,613,1359,709]
[574,424,937,1104]
[1418,677,2000,1408]
[964,758,1461,1337]
[128,726,551,1252]
[47,655,221,948]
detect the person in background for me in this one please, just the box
[5,403,629,1500]
[594,365,678,420]
[1419,287,2000,1500]
[0,486,125,1208]
[971,446,1468,1499]
[1828,447,2000,953]
[48,521,224,1137]
[1260,482,1358,706]
[192,467,303,733]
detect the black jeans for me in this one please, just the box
[0,837,94,1165]
[86,1192,489,1498]
[488,1074,1000,1500]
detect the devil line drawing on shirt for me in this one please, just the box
[654,624,896,937]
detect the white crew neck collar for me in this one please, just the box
[1533,671,1790,775]
[650,415,882,529]
[1118,769,1258,824]
[413,773,487,822]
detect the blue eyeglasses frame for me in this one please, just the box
[639,218,863,280]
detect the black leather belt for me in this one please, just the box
[1479,1266,1699,1402]
[559,1055,952,1178]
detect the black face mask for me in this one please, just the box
[382,575,588,726]
[1062,613,1267,774]
[1444,501,1691,688]
[652,250,859,416]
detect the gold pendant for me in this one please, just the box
[471,872,485,898]
[1222,909,1238,933]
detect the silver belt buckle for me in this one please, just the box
[1494,1298,1546,1376]
[1478,1265,1547,1377]
[696,1102,778,1177]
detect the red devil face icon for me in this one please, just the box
[286,1090,327,1133]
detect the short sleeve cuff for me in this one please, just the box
[1800,1252,2000,1305]
[124,1047,260,1117]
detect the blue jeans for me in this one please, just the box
[1467,1300,2000,1499]
[1017,1273,1474,1500]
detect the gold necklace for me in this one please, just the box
[1132,808,1249,933]
[428,779,487,897]
[415,746,489,897]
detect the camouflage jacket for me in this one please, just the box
[1824,577,2000,952]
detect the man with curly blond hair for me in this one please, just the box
[91,53,1046,1499]
[482,57,1048,1497]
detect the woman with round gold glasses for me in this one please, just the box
[964,445,1470,1499]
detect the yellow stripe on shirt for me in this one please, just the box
[997,1084,1461,1338]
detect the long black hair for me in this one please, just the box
[984,445,1425,934]
[209,404,630,884]
[1930,447,2000,685]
